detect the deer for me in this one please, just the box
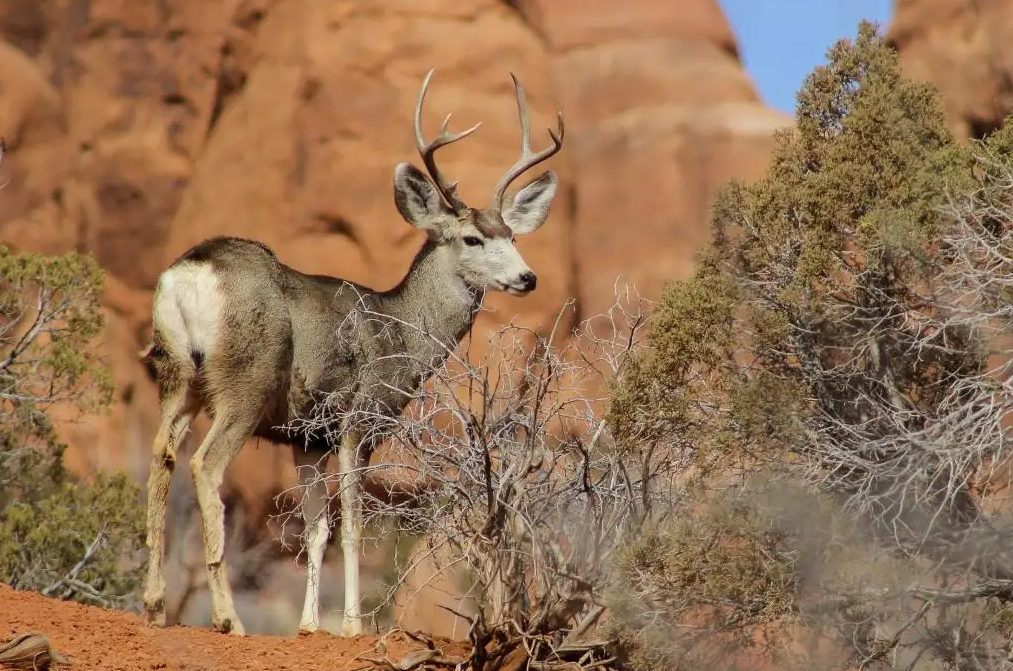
[140,68,564,636]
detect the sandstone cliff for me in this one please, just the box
[890,0,1013,140]
[0,0,787,516]
[0,0,788,632]
[11,0,1010,641]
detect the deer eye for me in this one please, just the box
[463,236,484,247]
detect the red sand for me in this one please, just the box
[0,584,468,670]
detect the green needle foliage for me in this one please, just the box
[0,245,145,609]
[606,21,1013,669]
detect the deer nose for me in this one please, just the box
[519,271,537,292]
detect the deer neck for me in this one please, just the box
[381,239,483,364]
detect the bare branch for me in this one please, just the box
[278,284,659,669]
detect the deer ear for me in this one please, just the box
[502,171,557,235]
[394,162,449,230]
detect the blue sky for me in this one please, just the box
[720,0,894,115]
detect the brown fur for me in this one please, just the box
[470,208,514,239]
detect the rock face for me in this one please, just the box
[161,0,572,346]
[514,0,790,319]
[0,0,788,633]
[890,0,1013,140]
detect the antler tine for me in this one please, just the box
[490,72,565,211]
[413,68,481,212]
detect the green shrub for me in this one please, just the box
[0,245,145,608]
[606,20,1013,669]
[605,494,799,671]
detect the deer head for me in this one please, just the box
[393,69,564,297]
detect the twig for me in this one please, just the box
[42,531,105,597]
[562,606,606,645]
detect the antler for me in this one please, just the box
[414,68,481,213]
[490,73,564,212]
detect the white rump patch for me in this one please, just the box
[153,262,223,360]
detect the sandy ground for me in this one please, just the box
[0,584,469,671]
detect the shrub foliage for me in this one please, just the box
[607,21,1013,670]
[0,243,145,608]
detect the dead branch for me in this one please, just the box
[0,633,70,670]
[283,284,654,670]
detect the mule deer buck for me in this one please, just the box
[140,69,564,636]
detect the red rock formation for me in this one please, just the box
[161,0,572,348]
[890,0,1013,140]
[0,0,787,506]
[514,0,791,319]
[0,0,789,632]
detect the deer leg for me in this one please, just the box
[295,448,331,633]
[188,411,259,635]
[339,431,365,636]
[143,382,200,626]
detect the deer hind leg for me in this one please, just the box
[143,355,201,627]
[339,431,367,636]
[189,318,290,636]
[187,405,261,635]
[295,448,331,633]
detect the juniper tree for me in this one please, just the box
[0,151,145,608]
[607,21,1013,670]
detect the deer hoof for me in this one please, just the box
[142,600,166,627]
[340,618,362,637]
[213,616,246,636]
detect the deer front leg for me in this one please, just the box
[295,448,331,633]
[338,431,364,636]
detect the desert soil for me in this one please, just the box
[0,584,468,671]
